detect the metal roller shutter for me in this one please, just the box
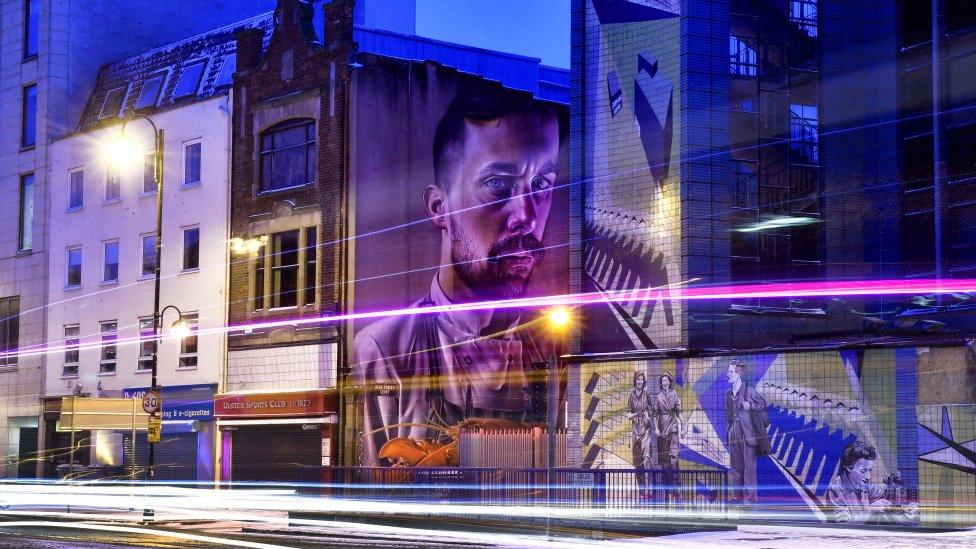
[123,432,198,481]
[230,425,321,483]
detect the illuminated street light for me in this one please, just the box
[229,235,268,255]
[546,306,572,331]
[102,134,141,171]
[164,306,189,340]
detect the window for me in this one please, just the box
[260,119,316,192]
[304,227,318,306]
[178,313,198,368]
[272,230,300,308]
[138,317,155,371]
[22,84,36,147]
[63,324,79,377]
[790,0,818,37]
[66,248,82,288]
[68,170,84,210]
[173,60,207,99]
[143,153,157,194]
[183,142,201,186]
[24,0,38,58]
[730,36,757,77]
[135,72,166,110]
[254,242,266,310]
[99,321,117,374]
[790,104,819,165]
[141,234,157,276]
[103,241,119,283]
[253,227,318,310]
[105,166,121,202]
[0,297,19,369]
[18,173,34,252]
[215,54,236,87]
[183,227,200,271]
[99,86,127,119]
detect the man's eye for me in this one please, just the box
[532,177,553,191]
[484,177,511,192]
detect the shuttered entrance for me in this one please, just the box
[229,425,321,483]
[123,432,198,481]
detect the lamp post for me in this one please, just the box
[106,114,174,482]
[543,307,571,507]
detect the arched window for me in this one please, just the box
[260,118,316,192]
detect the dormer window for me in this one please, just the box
[259,119,316,193]
[173,59,207,100]
[135,72,167,110]
[99,86,128,119]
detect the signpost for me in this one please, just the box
[147,416,161,444]
[142,389,161,415]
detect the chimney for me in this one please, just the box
[324,0,355,51]
[276,0,319,44]
[235,27,264,73]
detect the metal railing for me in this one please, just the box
[297,466,727,512]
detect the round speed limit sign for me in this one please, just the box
[142,389,161,415]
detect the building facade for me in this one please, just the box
[0,0,275,479]
[567,0,975,528]
[42,15,273,480]
[896,0,976,329]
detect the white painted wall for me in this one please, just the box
[45,96,230,399]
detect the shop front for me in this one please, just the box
[122,383,217,482]
[215,388,338,484]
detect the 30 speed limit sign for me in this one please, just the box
[142,389,161,415]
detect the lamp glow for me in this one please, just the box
[546,306,572,330]
[168,318,190,340]
[102,134,140,171]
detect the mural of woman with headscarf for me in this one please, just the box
[655,372,682,501]
[626,371,654,498]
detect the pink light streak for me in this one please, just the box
[9,278,976,361]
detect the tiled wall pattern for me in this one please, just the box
[572,345,976,526]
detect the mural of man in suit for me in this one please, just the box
[725,359,768,504]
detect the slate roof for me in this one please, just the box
[77,13,273,131]
[78,12,569,132]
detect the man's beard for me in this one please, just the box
[449,218,545,301]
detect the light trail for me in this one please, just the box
[2,482,976,548]
[13,102,974,344]
[3,278,975,361]
[0,520,294,549]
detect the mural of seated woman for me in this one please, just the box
[824,441,919,525]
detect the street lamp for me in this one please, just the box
[543,306,572,515]
[105,114,170,482]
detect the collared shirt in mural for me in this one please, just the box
[354,277,546,466]
[654,388,681,435]
[825,472,917,525]
[627,387,653,438]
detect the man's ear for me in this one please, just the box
[424,184,449,230]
